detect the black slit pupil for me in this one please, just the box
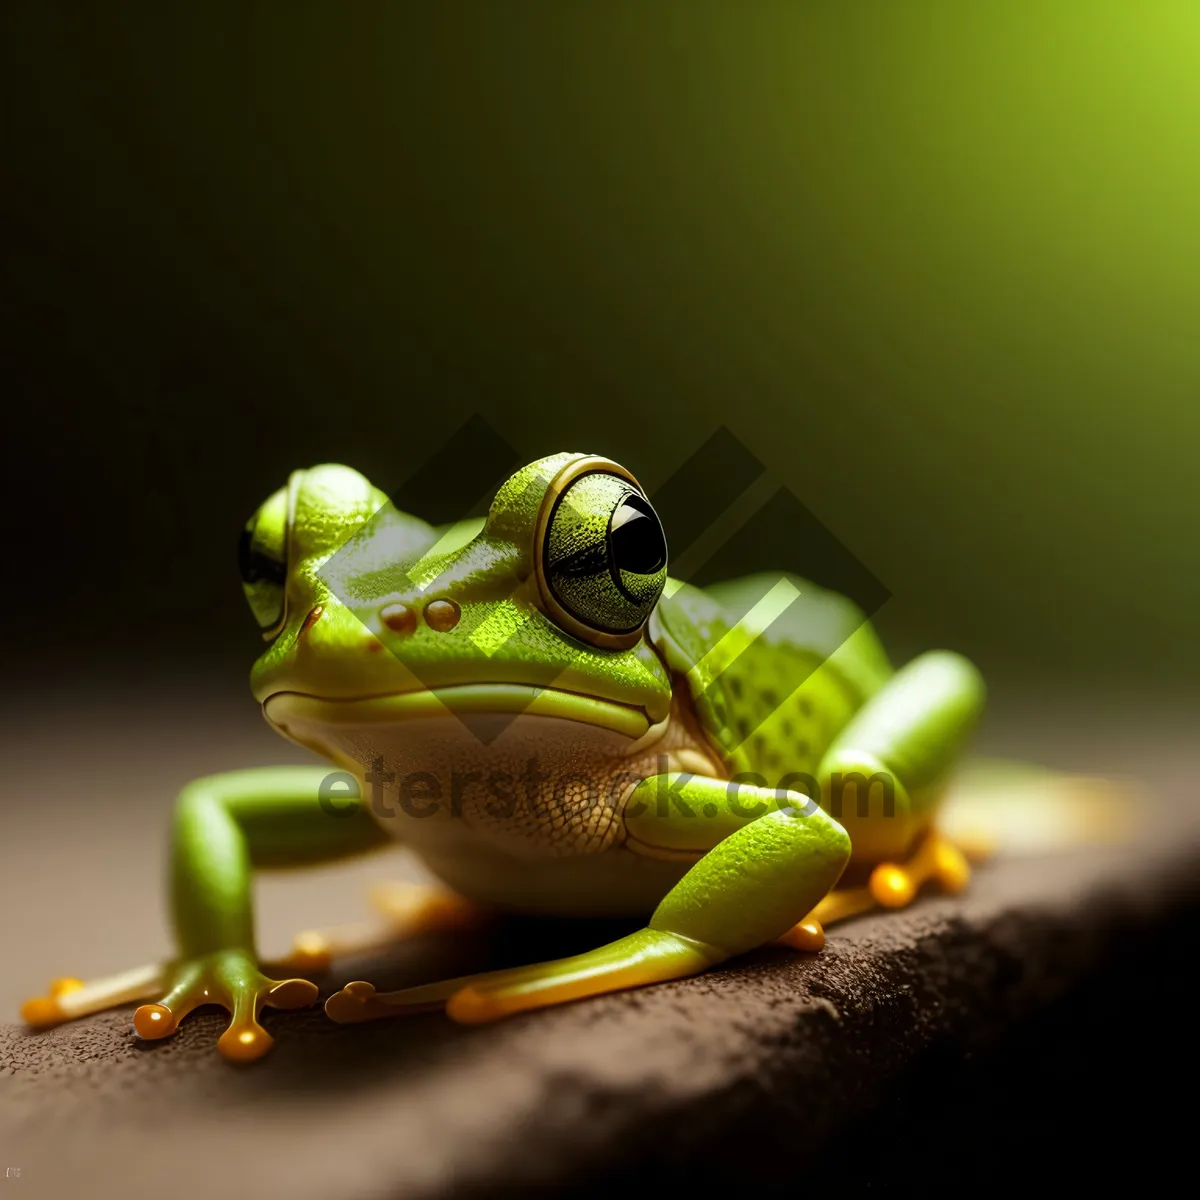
[610,496,666,575]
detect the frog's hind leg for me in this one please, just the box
[328,788,852,1026]
[21,962,166,1029]
[269,881,488,974]
[776,650,987,947]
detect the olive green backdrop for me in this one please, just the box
[3,3,1197,690]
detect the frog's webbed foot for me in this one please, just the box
[131,952,319,1062]
[323,979,450,1023]
[269,881,487,975]
[777,828,978,944]
[24,952,319,1063]
[867,827,973,908]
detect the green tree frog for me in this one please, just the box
[23,453,985,1061]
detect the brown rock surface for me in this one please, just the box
[1,685,1196,1197]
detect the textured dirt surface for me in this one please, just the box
[3,834,1197,1199]
[1,687,1197,1198]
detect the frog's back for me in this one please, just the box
[654,573,893,779]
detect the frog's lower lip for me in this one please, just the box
[262,684,651,739]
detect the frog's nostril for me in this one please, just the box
[424,599,461,632]
[380,603,417,635]
[300,604,324,635]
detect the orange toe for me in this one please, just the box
[217,1022,274,1063]
[266,978,320,1010]
[869,864,916,908]
[20,996,64,1029]
[778,917,826,953]
[132,1003,177,1040]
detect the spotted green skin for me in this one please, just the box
[62,455,985,1056]
[655,573,894,780]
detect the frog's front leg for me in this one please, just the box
[796,650,985,931]
[23,766,391,1061]
[326,778,850,1025]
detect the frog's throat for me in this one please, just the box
[261,684,652,741]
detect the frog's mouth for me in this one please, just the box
[262,683,653,741]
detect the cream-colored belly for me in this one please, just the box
[264,695,720,916]
[415,837,693,916]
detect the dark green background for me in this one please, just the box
[3,4,1196,690]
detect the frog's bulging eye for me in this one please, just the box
[239,486,289,639]
[237,529,285,589]
[536,458,668,648]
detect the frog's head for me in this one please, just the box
[243,454,674,782]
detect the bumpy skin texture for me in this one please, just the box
[21,453,985,1059]
[654,575,890,783]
